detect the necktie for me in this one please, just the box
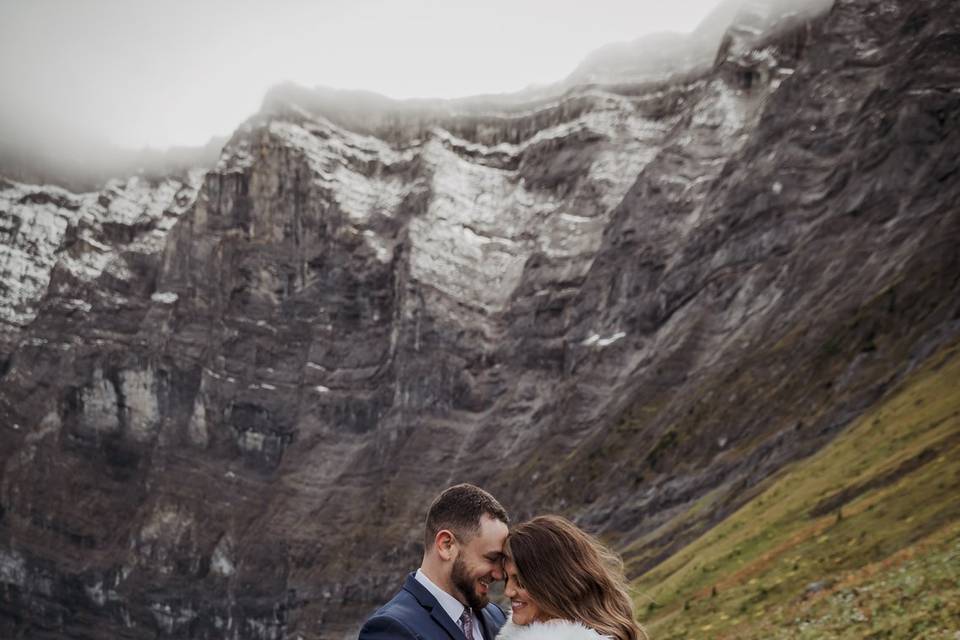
[459,610,475,640]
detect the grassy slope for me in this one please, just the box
[634,339,960,639]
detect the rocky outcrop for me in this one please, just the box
[2,0,959,638]
[0,173,204,359]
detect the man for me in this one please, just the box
[359,483,510,640]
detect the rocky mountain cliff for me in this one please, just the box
[2,0,959,638]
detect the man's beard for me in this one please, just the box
[451,555,489,609]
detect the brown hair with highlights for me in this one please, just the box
[505,515,649,640]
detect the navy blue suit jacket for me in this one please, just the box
[359,572,507,640]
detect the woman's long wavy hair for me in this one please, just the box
[504,515,648,640]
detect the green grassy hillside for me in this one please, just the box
[635,340,960,639]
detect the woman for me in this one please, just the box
[496,515,649,640]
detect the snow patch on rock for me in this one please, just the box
[151,291,179,304]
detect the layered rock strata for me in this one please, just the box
[1,0,959,638]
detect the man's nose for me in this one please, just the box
[491,564,504,581]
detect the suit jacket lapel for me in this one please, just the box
[402,573,466,640]
[431,607,466,640]
[477,608,494,640]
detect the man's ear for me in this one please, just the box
[435,529,458,561]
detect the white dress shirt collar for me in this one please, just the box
[415,568,474,634]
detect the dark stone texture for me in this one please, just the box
[2,1,959,638]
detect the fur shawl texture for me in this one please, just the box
[495,617,611,640]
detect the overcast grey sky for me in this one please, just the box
[1,0,726,150]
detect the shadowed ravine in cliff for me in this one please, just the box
[1,0,959,638]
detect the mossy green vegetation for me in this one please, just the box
[634,340,960,639]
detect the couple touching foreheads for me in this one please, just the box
[359,483,648,640]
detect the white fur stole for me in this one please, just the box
[495,616,611,640]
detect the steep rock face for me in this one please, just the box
[510,0,960,567]
[2,0,959,638]
[0,174,204,367]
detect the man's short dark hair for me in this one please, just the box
[424,483,509,549]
